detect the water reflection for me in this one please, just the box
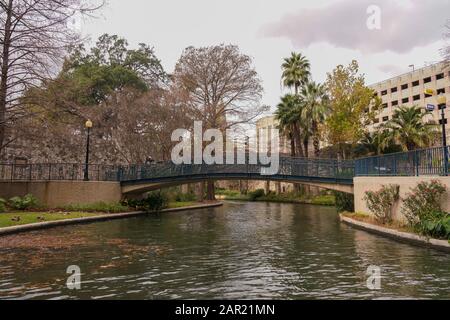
[0,201,449,299]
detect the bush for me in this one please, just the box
[0,198,6,213]
[249,189,265,201]
[142,191,169,212]
[402,180,447,226]
[8,194,39,210]
[63,202,130,213]
[420,215,450,240]
[334,192,354,213]
[402,180,449,239]
[364,185,400,224]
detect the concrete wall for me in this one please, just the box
[354,176,450,222]
[0,181,122,207]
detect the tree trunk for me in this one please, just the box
[0,0,13,155]
[303,137,309,159]
[312,122,320,158]
[206,180,215,200]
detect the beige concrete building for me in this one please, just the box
[255,115,291,155]
[368,61,450,140]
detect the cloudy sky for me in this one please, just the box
[81,0,449,114]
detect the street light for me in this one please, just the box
[426,89,448,175]
[84,120,93,181]
[437,94,448,176]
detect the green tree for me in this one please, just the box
[299,81,329,158]
[281,52,310,95]
[324,60,381,159]
[275,94,304,157]
[385,105,438,151]
[62,34,167,105]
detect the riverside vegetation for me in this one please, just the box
[216,188,337,206]
[346,180,450,241]
[0,190,203,229]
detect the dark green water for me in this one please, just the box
[0,201,449,300]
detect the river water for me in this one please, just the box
[0,201,449,300]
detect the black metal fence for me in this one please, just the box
[115,157,355,184]
[0,163,121,182]
[0,157,355,184]
[2,147,448,183]
[355,146,450,176]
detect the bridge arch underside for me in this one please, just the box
[121,174,354,196]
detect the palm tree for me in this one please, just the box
[358,130,393,156]
[275,94,304,157]
[281,52,310,95]
[385,105,438,151]
[299,81,329,157]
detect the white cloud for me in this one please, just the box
[261,0,450,54]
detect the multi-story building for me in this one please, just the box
[255,115,291,155]
[368,61,450,141]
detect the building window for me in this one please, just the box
[423,77,432,84]
[382,116,389,122]
[374,118,380,124]
[401,84,408,90]
[412,80,420,87]
[391,87,398,93]
[382,103,388,109]
[436,73,444,80]
[392,100,398,106]
[437,88,446,95]
[381,90,388,96]
[413,94,421,101]
[402,97,409,104]
[425,93,433,98]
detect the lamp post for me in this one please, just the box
[84,120,93,181]
[437,95,448,176]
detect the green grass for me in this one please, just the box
[62,202,131,213]
[0,212,101,228]
[220,190,336,206]
[168,201,197,208]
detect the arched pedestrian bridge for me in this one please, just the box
[118,157,355,194]
[1,146,449,204]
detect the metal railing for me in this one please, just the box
[2,147,448,183]
[0,157,355,184]
[0,163,122,182]
[355,146,450,176]
[117,157,355,184]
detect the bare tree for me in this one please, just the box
[0,0,103,157]
[172,44,266,130]
[172,44,266,199]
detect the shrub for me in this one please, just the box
[63,202,130,213]
[364,185,400,224]
[334,192,354,213]
[420,215,450,240]
[0,198,6,213]
[401,180,447,226]
[249,189,265,201]
[401,180,449,239]
[142,191,169,212]
[8,194,38,210]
